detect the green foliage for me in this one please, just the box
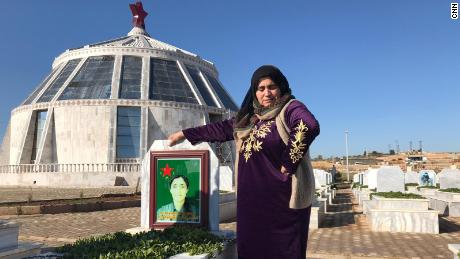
[370,191,425,200]
[352,182,360,189]
[56,225,228,258]
[361,185,368,188]
[417,185,439,191]
[439,188,460,193]
[405,183,418,191]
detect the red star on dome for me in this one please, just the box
[160,164,174,177]
[129,1,148,29]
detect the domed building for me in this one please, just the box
[0,2,237,186]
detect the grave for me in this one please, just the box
[135,140,221,233]
[366,196,439,233]
[0,220,42,258]
[438,168,460,189]
[430,190,460,216]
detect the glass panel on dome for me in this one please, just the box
[58,56,114,100]
[186,65,218,107]
[23,65,61,105]
[116,107,141,158]
[119,56,142,99]
[31,110,47,162]
[203,72,239,111]
[149,58,198,104]
[37,59,81,103]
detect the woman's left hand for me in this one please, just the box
[280,166,289,176]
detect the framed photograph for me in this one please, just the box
[149,150,209,229]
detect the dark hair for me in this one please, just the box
[169,175,189,189]
[236,65,292,124]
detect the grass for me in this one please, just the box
[370,191,425,199]
[439,188,460,193]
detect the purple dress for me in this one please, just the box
[183,100,320,259]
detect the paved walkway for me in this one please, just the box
[1,188,460,258]
[307,189,460,258]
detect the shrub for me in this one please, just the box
[417,185,439,191]
[370,191,424,200]
[361,185,368,188]
[439,188,460,193]
[56,225,229,258]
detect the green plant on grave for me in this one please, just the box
[439,188,460,193]
[361,185,368,188]
[370,191,424,200]
[56,225,230,258]
[352,183,361,189]
[417,185,439,191]
[405,183,418,191]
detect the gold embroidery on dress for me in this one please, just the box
[289,120,309,163]
[241,120,274,162]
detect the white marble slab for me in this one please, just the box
[376,166,405,192]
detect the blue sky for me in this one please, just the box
[0,0,459,158]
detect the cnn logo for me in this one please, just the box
[453,3,458,19]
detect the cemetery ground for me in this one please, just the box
[1,187,460,258]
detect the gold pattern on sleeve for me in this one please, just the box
[241,120,274,162]
[289,119,309,163]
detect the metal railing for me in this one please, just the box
[0,163,141,174]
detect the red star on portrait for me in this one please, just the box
[161,164,174,177]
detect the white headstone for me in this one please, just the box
[141,140,220,231]
[367,169,378,189]
[314,169,328,186]
[363,172,369,186]
[219,166,234,192]
[418,170,436,187]
[353,174,359,183]
[438,168,460,189]
[376,166,405,192]
[405,171,419,184]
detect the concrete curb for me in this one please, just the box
[0,199,140,216]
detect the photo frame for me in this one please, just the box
[149,150,209,229]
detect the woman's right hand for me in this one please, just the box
[167,131,185,147]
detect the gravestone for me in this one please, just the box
[219,166,233,192]
[367,169,378,189]
[353,174,359,183]
[139,140,220,232]
[314,169,328,186]
[376,166,405,192]
[405,171,419,184]
[418,170,436,187]
[362,171,369,186]
[0,220,41,258]
[438,168,460,189]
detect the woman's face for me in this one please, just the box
[170,177,188,203]
[256,77,281,107]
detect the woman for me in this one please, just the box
[168,65,320,259]
[157,175,198,222]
